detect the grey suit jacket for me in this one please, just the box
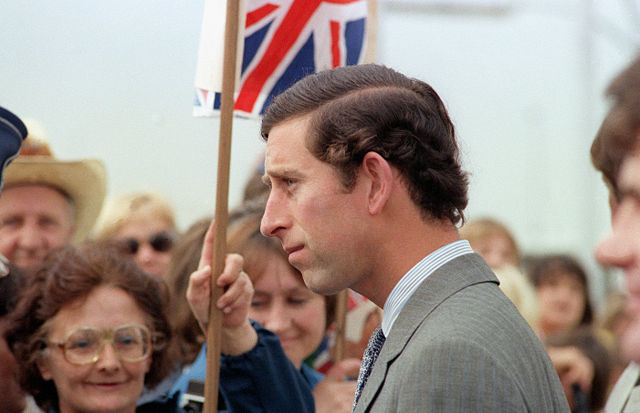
[355,253,569,412]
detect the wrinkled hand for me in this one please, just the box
[186,219,257,355]
[547,345,593,396]
[313,358,361,413]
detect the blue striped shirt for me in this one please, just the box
[381,240,474,336]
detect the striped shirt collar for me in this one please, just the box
[381,240,473,336]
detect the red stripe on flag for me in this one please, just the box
[235,0,364,113]
[246,3,279,28]
[235,0,324,112]
[330,20,341,68]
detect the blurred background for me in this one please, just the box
[1,0,638,305]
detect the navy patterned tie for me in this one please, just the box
[352,326,386,411]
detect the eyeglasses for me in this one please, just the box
[49,324,157,365]
[122,231,176,255]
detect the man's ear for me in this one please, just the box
[361,152,394,216]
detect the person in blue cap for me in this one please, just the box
[0,106,37,413]
[0,107,27,193]
[0,106,28,306]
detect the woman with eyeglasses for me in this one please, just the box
[4,243,175,413]
[5,241,314,413]
[92,192,178,278]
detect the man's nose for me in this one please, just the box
[594,207,635,269]
[17,222,45,249]
[261,193,287,237]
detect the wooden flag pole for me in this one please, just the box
[203,0,240,412]
[331,289,349,362]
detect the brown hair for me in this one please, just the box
[459,217,520,265]
[261,64,468,225]
[242,153,268,203]
[5,243,173,412]
[164,217,211,365]
[591,55,640,201]
[527,254,593,326]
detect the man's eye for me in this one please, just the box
[39,218,58,227]
[285,178,298,188]
[0,217,21,227]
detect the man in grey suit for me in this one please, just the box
[259,64,569,412]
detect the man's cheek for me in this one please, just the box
[621,314,640,363]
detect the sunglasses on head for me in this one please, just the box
[122,231,176,255]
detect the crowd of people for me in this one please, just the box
[1,56,640,413]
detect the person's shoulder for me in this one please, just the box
[300,363,324,389]
[402,283,547,364]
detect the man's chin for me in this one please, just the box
[302,271,345,296]
[621,314,640,363]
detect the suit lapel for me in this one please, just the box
[354,253,498,412]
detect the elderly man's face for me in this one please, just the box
[595,154,640,362]
[0,185,75,268]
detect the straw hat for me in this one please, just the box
[3,136,107,243]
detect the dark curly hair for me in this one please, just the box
[261,64,468,225]
[5,242,173,412]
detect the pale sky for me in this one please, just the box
[1,0,638,303]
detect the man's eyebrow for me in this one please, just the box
[261,174,271,186]
[263,168,298,182]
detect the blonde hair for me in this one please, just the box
[492,265,539,330]
[460,217,520,265]
[92,192,176,240]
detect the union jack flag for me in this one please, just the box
[194,0,370,118]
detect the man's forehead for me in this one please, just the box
[0,184,75,220]
[263,115,313,172]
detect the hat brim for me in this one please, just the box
[3,158,107,244]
